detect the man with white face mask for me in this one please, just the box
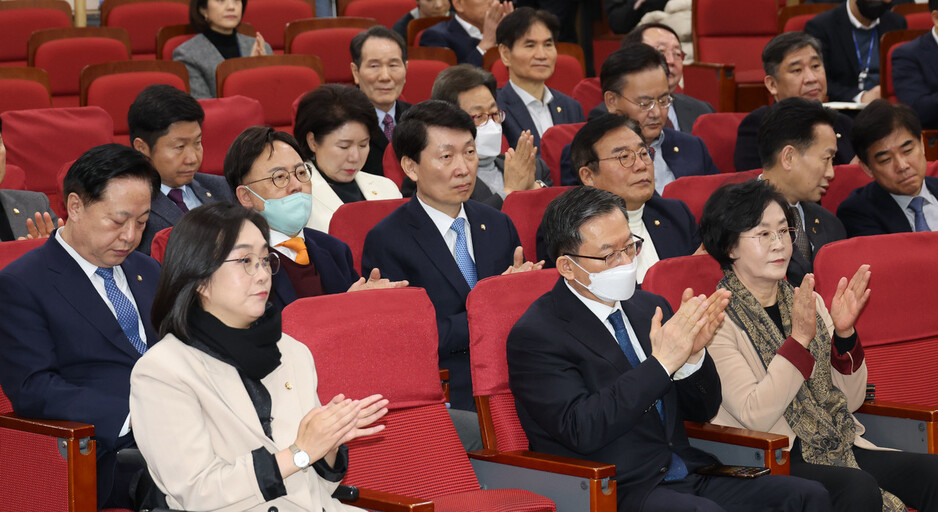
[507,186,833,512]
[430,64,552,209]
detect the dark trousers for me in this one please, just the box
[637,473,832,512]
[791,445,938,512]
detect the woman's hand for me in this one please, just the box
[250,32,268,56]
[829,264,871,338]
[344,393,388,444]
[791,274,818,348]
[294,394,359,461]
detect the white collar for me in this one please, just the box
[932,27,938,47]
[416,195,469,239]
[55,227,118,280]
[509,79,553,106]
[890,179,937,209]
[627,203,645,222]
[845,2,880,30]
[454,14,483,40]
[563,278,624,325]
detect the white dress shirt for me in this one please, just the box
[270,228,307,262]
[508,80,555,137]
[627,204,660,284]
[890,184,938,232]
[417,195,475,262]
[667,104,680,132]
[454,14,486,56]
[159,183,203,210]
[649,131,675,194]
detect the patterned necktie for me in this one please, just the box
[277,237,309,265]
[450,218,477,288]
[95,267,147,355]
[908,196,932,232]
[791,207,812,261]
[167,188,189,213]
[607,310,688,481]
[383,113,395,143]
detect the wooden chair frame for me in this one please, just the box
[893,3,929,16]
[406,46,457,66]
[0,0,72,22]
[284,17,379,54]
[79,59,190,106]
[215,53,324,98]
[99,0,188,26]
[777,3,838,33]
[406,15,450,46]
[27,26,132,67]
[0,67,52,105]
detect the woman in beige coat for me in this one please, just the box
[699,180,938,512]
[130,202,387,511]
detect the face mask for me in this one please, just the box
[855,0,890,21]
[475,119,503,160]
[246,187,312,237]
[570,257,638,303]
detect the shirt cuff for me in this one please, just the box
[777,337,815,380]
[852,91,865,103]
[476,45,485,56]
[251,447,287,501]
[119,413,131,437]
[313,444,349,483]
[831,330,864,374]
[673,348,707,380]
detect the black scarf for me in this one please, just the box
[186,306,283,380]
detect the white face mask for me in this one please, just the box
[475,119,502,159]
[570,257,638,303]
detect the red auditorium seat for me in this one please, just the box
[1,165,28,191]
[149,227,172,263]
[327,198,407,272]
[156,22,257,60]
[0,0,72,67]
[401,46,456,104]
[0,67,52,114]
[197,95,266,175]
[344,0,413,28]
[819,164,872,215]
[381,143,406,190]
[642,253,724,311]
[500,187,572,261]
[285,17,379,84]
[895,3,933,30]
[691,112,748,173]
[572,77,602,116]
[777,3,837,33]
[100,0,189,60]
[242,0,316,54]
[661,169,759,222]
[484,42,586,96]
[540,122,584,187]
[881,29,926,103]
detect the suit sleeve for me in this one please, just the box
[892,43,938,128]
[733,112,763,173]
[173,47,213,100]
[836,193,891,237]
[419,28,482,67]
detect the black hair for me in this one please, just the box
[392,100,476,164]
[761,31,823,77]
[294,84,380,162]
[930,0,937,13]
[758,97,838,169]
[190,0,247,32]
[700,179,795,270]
[430,64,497,107]
[851,99,923,166]
[542,186,630,261]
[151,202,271,340]
[622,22,681,48]
[569,113,643,178]
[495,7,560,49]
[62,143,160,206]
[128,84,205,150]
[600,43,669,95]
[350,25,408,67]
[224,126,304,194]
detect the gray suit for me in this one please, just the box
[172,33,273,99]
[0,189,57,240]
[671,93,715,133]
[138,173,233,255]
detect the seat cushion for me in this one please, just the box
[432,488,555,512]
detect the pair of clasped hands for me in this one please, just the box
[650,288,732,376]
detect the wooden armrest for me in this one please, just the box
[684,61,736,74]
[685,421,789,450]
[346,487,433,512]
[858,401,938,421]
[467,449,616,479]
[0,413,95,439]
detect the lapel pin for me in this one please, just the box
[206,192,212,198]
[654,220,661,226]
[673,146,679,153]
[137,275,143,281]
[814,218,820,224]
[12,208,20,215]
[812,228,817,234]
[556,106,562,113]
[285,382,293,390]
[836,133,842,139]
[480,224,486,231]
[371,190,378,195]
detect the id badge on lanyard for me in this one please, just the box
[853,28,876,92]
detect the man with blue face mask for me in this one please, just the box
[225,127,407,312]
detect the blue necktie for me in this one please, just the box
[95,267,147,355]
[908,196,931,232]
[450,218,477,289]
[608,311,687,481]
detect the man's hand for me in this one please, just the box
[503,130,537,195]
[501,245,544,275]
[479,0,514,52]
[829,264,871,339]
[347,267,408,292]
[791,274,818,348]
[859,86,881,104]
[649,292,710,374]
[19,212,64,240]
[250,32,268,56]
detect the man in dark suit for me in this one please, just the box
[128,85,232,255]
[0,144,162,509]
[758,98,847,285]
[495,7,585,150]
[735,32,857,173]
[509,186,831,512]
[838,100,938,236]
[891,0,938,130]
[351,26,412,176]
[420,0,513,66]
[805,0,906,103]
[362,100,542,411]
[225,127,406,312]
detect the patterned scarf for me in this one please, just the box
[719,269,904,512]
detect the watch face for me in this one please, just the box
[293,450,310,468]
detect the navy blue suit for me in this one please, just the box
[361,196,521,410]
[0,234,160,507]
[892,31,938,129]
[270,228,360,312]
[497,82,585,151]
[419,18,484,66]
[837,176,938,237]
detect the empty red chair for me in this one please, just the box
[101,0,190,59]
[242,0,316,54]
[216,54,323,133]
[819,163,872,215]
[501,187,572,261]
[777,3,838,33]
[0,67,52,114]
[198,95,266,175]
[642,254,724,311]
[327,198,407,271]
[690,112,747,173]
[401,46,456,104]
[285,17,378,84]
[0,0,71,67]
[661,169,758,222]
[344,0,413,28]
[28,27,132,107]
[80,60,189,145]
[540,122,584,187]
[572,77,602,116]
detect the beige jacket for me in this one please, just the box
[709,293,879,451]
[130,333,361,512]
[306,161,402,233]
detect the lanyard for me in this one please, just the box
[852,28,877,90]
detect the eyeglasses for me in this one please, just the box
[224,252,281,276]
[592,146,654,169]
[243,165,311,189]
[565,235,645,267]
[617,93,674,112]
[470,110,506,126]
[739,227,798,248]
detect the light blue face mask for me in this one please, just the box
[245,187,312,237]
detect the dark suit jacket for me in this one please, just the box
[837,176,938,237]
[734,105,856,173]
[392,11,416,39]
[138,173,232,255]
[536,194,700,266]
[363,100,411,177]
[892,31,938,129]
[805,5,906,101]
[497,82,585,151]
[361,196,521,410]
[419,17,484,66]
[787,201,847,285]
[587,93,713,134]
[0,234,160,504]
[507,280,721,510]
[0,189,58,240]
[270,227,360,312]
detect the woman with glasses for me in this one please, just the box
[130,202,387,512]
[293,85,402,233]
[700,179,938,512]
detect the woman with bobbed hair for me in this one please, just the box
[130,202,387,512]
[700,179,938,512]
[294,84,402,233]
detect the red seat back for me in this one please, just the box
[0,68,52,114]
[149,227,172,263]
[693,0,777,83]
[217,55,323,131]
[0,1,71,65]
[344,0,413,28]
[285,18,379,83]
[661,169,759,222]
[572,77,602,117]
[198,95,266,175]
[101,0,190,58]
[401,58,450,104]
[540,122,584,187]
[819,164,872,215]
[1,164,28,190]
[880,30,926,103]
[905,11,933,30]
[642,254,724,312]
[29,28,132,106]
[501,187,572,261]
[242,0,315,52]
[327,198,407,272]
[690,112,747,173]
[382,143,406,190]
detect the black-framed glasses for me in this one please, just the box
[616,92,674,112]
[243,165,311,189]
[739,227,798,248]
[224,252,281,276]
[470,110,506,126]
[592,146,654,169]
[565,235,645,267]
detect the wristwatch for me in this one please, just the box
[289,444,310,470]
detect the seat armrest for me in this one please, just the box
[467,449,615,479]
[856,400,938,454]
[858,400,938,421]
[0,413,95,440]
[345,487,434,511]
[685,421,790,474]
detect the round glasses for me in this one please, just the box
[565,235,645,267]
[739,227,798,248]
[470,110,506,126]
[592,146,654,169]
[618,93,674,112]
[243,165,312,189]
[224,252,281,276]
